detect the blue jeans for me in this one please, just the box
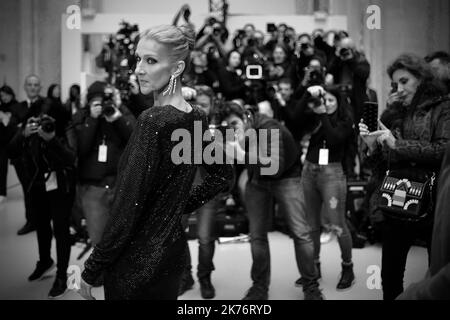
[245,177,318,291]
[183,196,220,279]
[301,161,352,264]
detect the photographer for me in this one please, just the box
[219,102,323,300]
[10,75,46,235]
[266,44,296,85]
[182,50,218,89]
[74,81,135,249]
[294,57,328,100]
[195,17,229,59]
[294,85,356,290]
[217,50,250,101]
[295,33,327,85]
[7,98,76,299]
[328,37,371,123]
[271,78,303,141]
[178,85,224,299]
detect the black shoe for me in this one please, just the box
[337,262,355,291]
[199,276,215,299]
[242,285,268,300]
[17,223,36,235]
[178,272,195,296]
[303,285,324,300]
[28,259,55,281]
[48,277,68,299]
[295,262,321,287]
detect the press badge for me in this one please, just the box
[45,171,58,192]
[318,141,329,166]
[98,144,108,163]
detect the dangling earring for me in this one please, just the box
[163,75,175,96]
[172,76,177,95]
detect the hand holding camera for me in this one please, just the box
[337,47,354,61]
[90,102,103,119]
[23,117,40,137]
[307,86,326,114]
[23,115,56,140]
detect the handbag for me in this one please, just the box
[377,168,436,223]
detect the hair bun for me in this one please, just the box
[178,25,196,51]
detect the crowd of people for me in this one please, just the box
[1,8,450,300]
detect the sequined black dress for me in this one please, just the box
[81,105,233,299]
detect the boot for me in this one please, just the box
[199,275,215,299]
[337,262,355,290]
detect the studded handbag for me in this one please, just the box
[377,168,436,223]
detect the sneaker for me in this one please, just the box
[199,276,215,299]
[242,285,268,300]
[337,262,355,291]
[303,286,324,300]
[178,272,195,296]
[295,262,321,287]
[28,259,55,281]
[48,277,68,299]
[17,222,36,236]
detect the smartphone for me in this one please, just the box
[362,101,378,132]
[391,82,398,93]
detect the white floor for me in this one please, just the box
[0,166,429,300]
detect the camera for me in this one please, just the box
[307,91,325,108]
[339,47,352,59]
[305,66,325,86]
[30,115,56,134]
[266,23,277,33]
[300,43,310,50]
[101,86,117,117]
[246,65,263,80]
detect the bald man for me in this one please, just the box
[9,74,46,235]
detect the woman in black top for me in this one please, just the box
[217,50,249,101]
[79,25,233,300]
[297,85,355,290]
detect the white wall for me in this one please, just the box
[98,0,297,15]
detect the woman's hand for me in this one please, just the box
[78,278,96,300]
[307,85,325,98]
[359,121,378,152]
[377,130,396,149]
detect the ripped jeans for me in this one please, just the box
[300,161,353,264]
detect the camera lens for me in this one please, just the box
[102,101,116,117]
[40,118,56,133]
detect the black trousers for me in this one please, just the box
[381,219,432,300]
[12,161,36,225]
[30,185,72,279]
[0,150,8,196]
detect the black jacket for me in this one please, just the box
[7,121,77,194]
[74,105,136,187]
[247,113,301,181]
[328,52,371,123]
